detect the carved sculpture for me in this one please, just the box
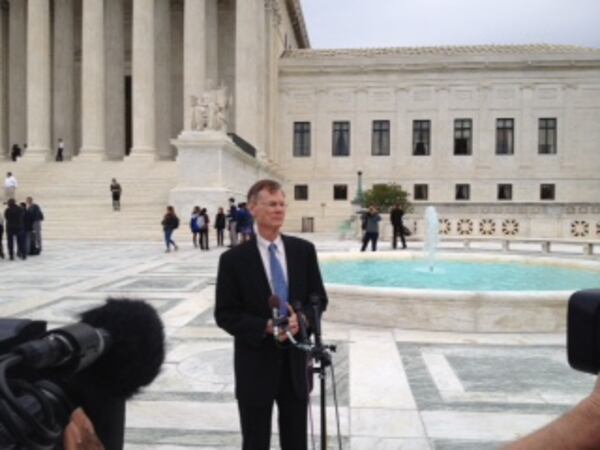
[189,83,232,132]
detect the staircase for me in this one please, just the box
[0,158,180,240]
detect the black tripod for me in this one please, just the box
[290,296,342,450]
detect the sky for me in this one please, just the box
[300,0,600,49]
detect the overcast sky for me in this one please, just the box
[301,0,600,49]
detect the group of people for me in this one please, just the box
[360,203,408,252]
[160,197,257,253]
[1,196,44,260]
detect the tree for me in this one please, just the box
[362,183,411,213]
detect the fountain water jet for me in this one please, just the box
[424,206,439,272]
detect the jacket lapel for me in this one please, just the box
[244,240,271,307]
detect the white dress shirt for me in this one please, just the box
[256,233,288,293]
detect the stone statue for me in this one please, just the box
[189,83,232,132]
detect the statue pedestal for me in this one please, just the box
[169,131,278,216]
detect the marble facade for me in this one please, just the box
[0,1,599,238]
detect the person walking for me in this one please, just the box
[214,207,226,247]
[110,178,122,211]
[215,179,328,450]
[227,197,238,247]
[22,202,35,257]
[26,197,44,254]
[390,203,407,249]
[4,199,25,260]
[190,206,201,248]
[361,206,381,252]
[161,206,179,252]
[56,138,65,162]
[10,144,21,162]
[199,208,210,250]
[4,172,17,200]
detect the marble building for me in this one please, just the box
[1,1,600,238]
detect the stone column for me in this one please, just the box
[183,0,207,132]
[8,0,26,153]
[131,0,156,157]
[206,0,218,86]
[105,0,125,159]
[0,4,5,158]
[80,0,105,158]
[26,0,52,159]
[53,0,76,160]
[235,0,260,150]
[155,0,171,159]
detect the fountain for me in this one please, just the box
[424,206,439,272]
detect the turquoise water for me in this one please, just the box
[321,259,600,291]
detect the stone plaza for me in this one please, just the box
[0,237,594,450]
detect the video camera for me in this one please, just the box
[568,289,600,374]
[0,298,165,450]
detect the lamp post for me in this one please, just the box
[351,170,364,210]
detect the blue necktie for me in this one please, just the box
[268,243,289,316]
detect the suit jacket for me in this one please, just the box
[215,234,328,405]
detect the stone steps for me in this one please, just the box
[1,159,181,240]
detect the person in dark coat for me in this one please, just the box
[390,203,407,249]
[215,179,328,450]
[161,205,179,252]
[110,178,122,211]
[214,207,226,247]
[21,201,36,257]
[4,198,25,260]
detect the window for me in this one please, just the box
[455,184,470,200]
[332,121,350,156]
[293,122,311,157]
[540,184,555,200]
[539,118,557,154]
[414,184,428,201]
[496,118,514,155]
[333,184,348,200]
[294,185,308,200]
[371,120,390,156]
[497,184,512,200]
[454,119,472,155]
[412,120,430,155]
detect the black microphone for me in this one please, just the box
[16,298,165,400]
[293,301,309,343]
[268,295,281,341]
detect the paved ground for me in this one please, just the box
[0,237,595,450]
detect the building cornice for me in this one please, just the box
[284,0,310,49]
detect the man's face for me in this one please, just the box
[249,189,286,232]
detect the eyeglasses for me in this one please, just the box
[259,201,288,209]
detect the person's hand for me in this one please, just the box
[287,304,299,336]
[63,408,105,450]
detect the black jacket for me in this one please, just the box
[4,204,24,232]
[215,235,328,405]
[390,207,405,227]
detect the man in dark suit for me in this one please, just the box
[390,203,407,249]
[215,179,328,450]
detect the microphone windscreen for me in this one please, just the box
[79,298,165,399]
[268,295,280,311]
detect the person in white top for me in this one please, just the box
[4,172,17,200]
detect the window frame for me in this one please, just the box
[412,120,431,156]
[540,183,555,201]
[332,121,351,157]
[414,184,429,201]
[455,184,471,201]
[294,184,309,201]
[292,121,311,157]
[538,118,557,155]
[497,183,513,201]
[496,118,514,155]
[333,184,348,201]
[453,118,472,155]
[371,120,391,156]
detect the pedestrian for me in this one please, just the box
[361,206,381,252]
[21,201,35,257]
[10,144,21,162]
[214,207,226,247]
[390,203,407,249]
[200,208,210,250]
[227,197,238,247]
[26,197,44,254]
[215,179,328,450]
[4,172,17,200]
[161,205,179,252]
[4,198,25,260]
[56,138,65,162]
[0,210,4,259]
[110,178,122,211]
[190,206,201,248]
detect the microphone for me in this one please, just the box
[293,302,309,343]
[16,298,165,400]
[268,295,281,341]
